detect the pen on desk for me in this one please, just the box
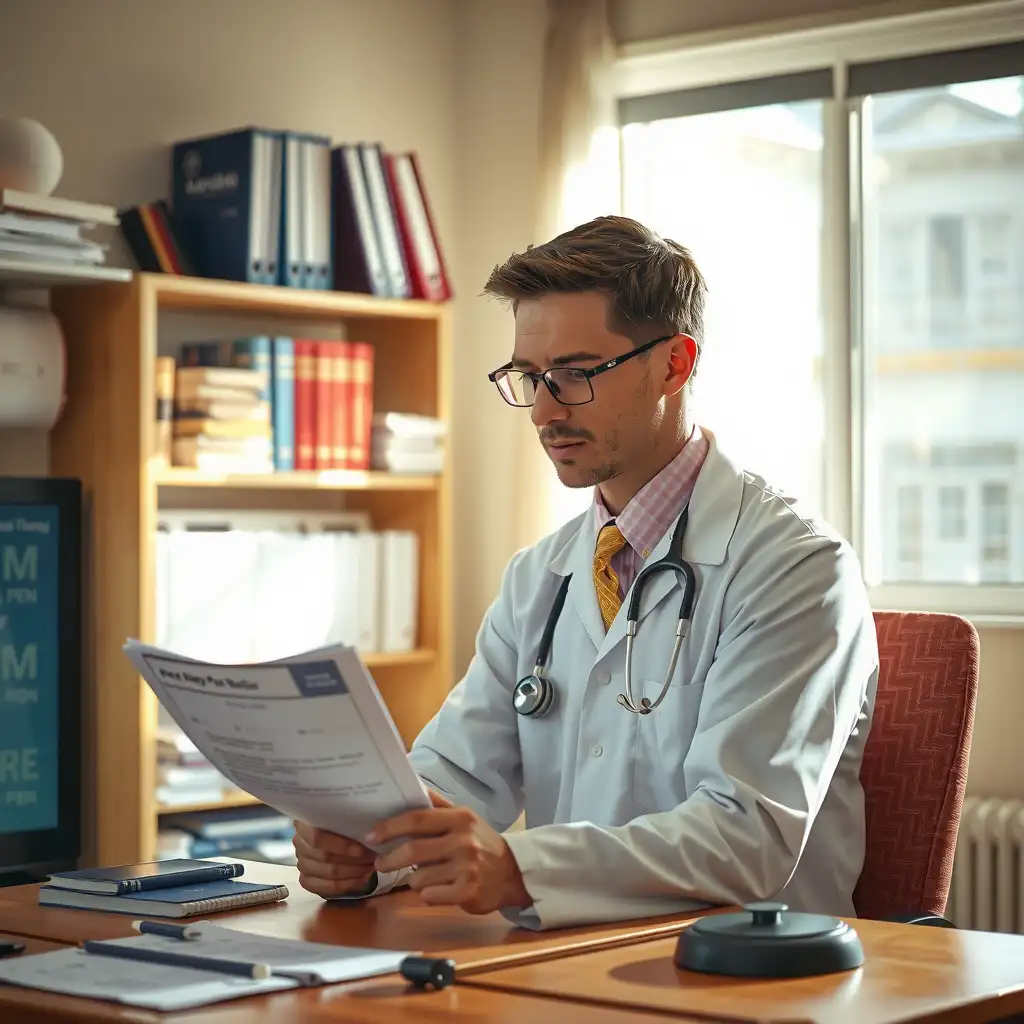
[132,920,202,941]
[82,939,272,979]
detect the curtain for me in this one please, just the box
[515,0,619,550]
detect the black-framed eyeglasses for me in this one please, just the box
[488,334,675,408]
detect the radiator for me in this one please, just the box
[946,796,1024,933]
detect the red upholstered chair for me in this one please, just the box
[853,610,980,924]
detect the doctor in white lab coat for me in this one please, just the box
[293,215,879,932]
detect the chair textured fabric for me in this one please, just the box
[853,611,979,920]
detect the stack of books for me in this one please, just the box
[37,858,289,917]
[157,806,297,866]
[172,358,272,472]
[0,188,118,269]
[371,412,446,475]
[155,724,231,809]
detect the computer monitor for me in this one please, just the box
[0,476,82,886]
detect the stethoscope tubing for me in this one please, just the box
[513,508,696,718]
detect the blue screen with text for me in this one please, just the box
[0,504,59,835]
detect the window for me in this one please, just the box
[938,485,967,540]
[617,19,1024,615]
[981,481,1011,581]
[620,75,830,516]
[895,485,923,571]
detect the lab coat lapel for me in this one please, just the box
[547,511,605,652]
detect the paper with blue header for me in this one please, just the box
[122,640,431,850]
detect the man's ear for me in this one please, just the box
[664,334,698,396]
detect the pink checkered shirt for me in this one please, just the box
[593,425,710,600]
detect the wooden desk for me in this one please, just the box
[0,977,693,1024]
[0,859,704,974]
[463,916,1024,1024]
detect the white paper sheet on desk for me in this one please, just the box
[123,639,431,849]
[0,946,297,1011]
[92,922,415,985]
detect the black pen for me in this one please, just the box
[132,919,202,941]
[83,939,272,979]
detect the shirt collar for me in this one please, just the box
[593,424,707,560]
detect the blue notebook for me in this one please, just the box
[37,879,289,918]
[46,858,245,895]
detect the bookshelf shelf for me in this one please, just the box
[154,468,439,492]
[146,272,443,322]
[364,647,436,669]
[47,274,453,867]
[158,792,263,816]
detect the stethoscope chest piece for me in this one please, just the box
[513,673,554,717]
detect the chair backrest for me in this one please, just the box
[853,610,979,920]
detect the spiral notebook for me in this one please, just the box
[37,879,289,918]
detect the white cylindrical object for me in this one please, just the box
[0,306,66,429]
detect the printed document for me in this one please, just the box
[123,640,431,847]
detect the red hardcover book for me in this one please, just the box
[293,339,317,471]
[329,340,351,470]
[348,341,375,470]
[314,341,334,470]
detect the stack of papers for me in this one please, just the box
[0,922,415,1011]
[122,640,431,851]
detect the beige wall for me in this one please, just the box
[0,0,1020,799]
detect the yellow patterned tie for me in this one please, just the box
[594,522,628,630]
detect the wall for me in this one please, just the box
[0,0,459,475]
[449,0,548,669]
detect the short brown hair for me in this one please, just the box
[483,215,708,352]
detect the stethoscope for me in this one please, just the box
[513,509,696,718]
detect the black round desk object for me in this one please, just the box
[400,955,456,990]
[674,901,865,978]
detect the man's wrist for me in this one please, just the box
[500,841,533,909]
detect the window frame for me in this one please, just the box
[614,0,1024,625]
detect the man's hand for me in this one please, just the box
[368,790,532,915]
[292,820,378,899]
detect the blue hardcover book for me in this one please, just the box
[270,337,295,471]
[45,858,245,895]
[38,878,289,918]
[171,126,277,284]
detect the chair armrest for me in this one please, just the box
[882,912,956,928]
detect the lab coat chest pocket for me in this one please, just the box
[632,679,705,812]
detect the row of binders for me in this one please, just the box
[121,126,452,300]
[155,511,420,663]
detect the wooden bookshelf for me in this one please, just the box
[157,791,263,816]
[47,272,453,867]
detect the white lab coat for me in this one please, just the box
[368,428,879,930]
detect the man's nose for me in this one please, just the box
[531,380,569,428]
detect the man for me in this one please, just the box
[294,215,879,931]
